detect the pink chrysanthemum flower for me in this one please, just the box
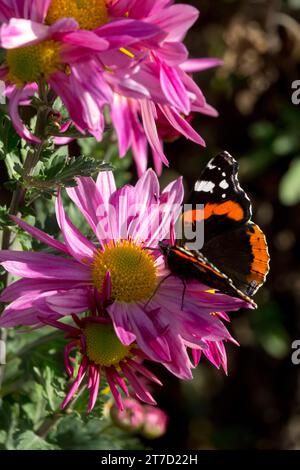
[40,314,162,412]
[0,0,163,142]
[0,0,220,173]
[0,170,251,378]
[103,1,221,174]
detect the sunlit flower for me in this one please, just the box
[0,170,251,377]
[105,1,222,174]
[0,0,221,173]
[191,312,232,375]
[41,314,162,411]
[0,0,163,142]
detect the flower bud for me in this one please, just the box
[110,398,144,433]
[141,406,168,439]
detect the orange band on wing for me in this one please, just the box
[247,224,270,280]
[205,202,244,221]
[183,201,244,224]
[174,249,225,279]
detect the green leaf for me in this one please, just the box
[0,402,20,450]
[24,151,113,200]
[0,115,21,157]
[51,416,141,450]
[53,156,112,185]
[0,205,15,230]
[0,430,7,444]
[16,431,58,450]
[33,366,64,412]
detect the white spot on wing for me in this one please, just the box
[195,180,215,193]
[219,179,229,189]
[222,194,226,199]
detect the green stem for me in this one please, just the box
[36,414,62,440]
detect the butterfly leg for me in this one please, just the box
[144,273,173,309]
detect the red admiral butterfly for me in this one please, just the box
[159,151,270,306]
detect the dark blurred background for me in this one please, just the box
[151,0,300,450]
[1,0,300,452]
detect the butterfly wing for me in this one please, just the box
[160,243,256,305]
[182,151,251,241]
[181,151,269,297]
[200,222,270,296]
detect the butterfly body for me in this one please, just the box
[159,152,270,305]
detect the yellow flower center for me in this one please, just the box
[92,240,157,303]
[84,322,131,366]
[46,0,108,30]
[6,40,60,86]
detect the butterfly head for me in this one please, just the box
[158,240,173,257]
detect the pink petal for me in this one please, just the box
[162,332,193,380]
[61,356,88,409]
[10,215,69,255]
[128,304,171,362]
[159,104,206,146]
[126,358,162,386]
[0,18,48,48]
[64,341,78,377]
[0,250,91,281]
[49,17,78,36]
[160,61,190,115]
[106,368,124,410]
[134,168,160,207]
[156,41,188,66]
[0,2,14,22]
[88,366,100,412]
[0,278,84,302]
[149,4,199,42]
[66,177,105,238]
[29,0,52,22]
[120,362,156,406]
[130,118,149,177]
[108,302,136,346]
[96,18,164,48]
[108,366,129,396]
[192,348,202,367]
[8,87,40,143]
[181,58,223,73]
[133,176,183,245]
[44,288,91,316]
[108,185,136,241]
[55,192,96,263]
[59,29,108,51]
[140,99,169,167]
[96,171,116,207]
